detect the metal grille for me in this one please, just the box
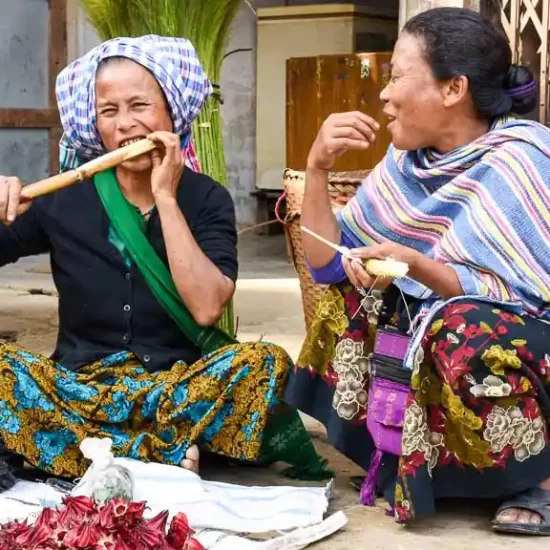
[485,0,549,122]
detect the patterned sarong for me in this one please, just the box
[0,341,329,479]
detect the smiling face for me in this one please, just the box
[380,33,451,151]
[95,58,173,172]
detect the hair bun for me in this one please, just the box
[503,64,537,115]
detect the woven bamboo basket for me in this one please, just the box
[282,169,369,330]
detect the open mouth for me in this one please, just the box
[119,137,146,148]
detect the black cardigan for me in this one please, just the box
[0,168,238,372]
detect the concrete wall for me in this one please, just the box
[220,2,264,227]
[0,0,51,184]
[66,0,101,63]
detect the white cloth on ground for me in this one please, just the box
[113,457,331,532]
[0,457,345,550]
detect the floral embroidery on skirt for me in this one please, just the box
[285,285,550,522]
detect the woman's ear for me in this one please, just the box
[442,75,469,108]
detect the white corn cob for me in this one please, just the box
[364,258,409,278]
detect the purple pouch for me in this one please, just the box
[366,377,409,456]
[373,328,411,361]
[360,327,412,506]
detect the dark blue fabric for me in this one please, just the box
[0,168,237,372]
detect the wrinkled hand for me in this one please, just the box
[343,242,421,289]
[0,176,31,225]
[350,242,422,266]
[148,132,184,200]
[342,254,392,291]
[307,112,380,171]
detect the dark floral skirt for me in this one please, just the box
[284,284,550,522]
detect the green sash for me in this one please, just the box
[93,169,236,355]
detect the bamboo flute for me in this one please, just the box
[21,139,158,200]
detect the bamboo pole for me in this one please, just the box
[21,139,157,200]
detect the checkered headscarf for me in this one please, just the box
[56,35,212,172]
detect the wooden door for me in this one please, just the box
[286,52,393,172]
[0,0,67,183]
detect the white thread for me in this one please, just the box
[397,284,414,334]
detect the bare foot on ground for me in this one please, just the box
[180,445,200,474]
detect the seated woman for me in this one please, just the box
[0,36,325,481]
[285,7,550,536]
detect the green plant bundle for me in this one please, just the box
[80,0,242,336]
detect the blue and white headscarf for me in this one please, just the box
[55,35,212,171]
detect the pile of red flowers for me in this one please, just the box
[0,496,204,550]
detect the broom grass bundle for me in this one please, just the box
[79,0,243,336]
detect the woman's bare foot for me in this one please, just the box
[495,478,550,525]
[180,445,200,474]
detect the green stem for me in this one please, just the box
[193,100,234,336]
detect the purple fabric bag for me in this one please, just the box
[373,328,412,362]
[360,328,412,506]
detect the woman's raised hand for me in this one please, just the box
[307,112,380,171]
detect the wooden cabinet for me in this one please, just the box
[256,5,397,190]
[286,52,393,172]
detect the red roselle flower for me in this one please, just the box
[0,495,199,550]
[166,513,204,550]
[112,535,135,550]
[59,496,95,526]
[0,520,29,539]
[111,498,129,520]
[125,501,147,528]
[144,510,169,533]
[62,496,95,516]
[134,523,164,548]
[64,521,103,548]
[94,534,116,550]
[52,525,70,546]
[36,508,60,532]
[97,504,116,531]
[167,512,194,547]
[15,520,52,548]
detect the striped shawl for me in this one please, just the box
[337,117,550,317]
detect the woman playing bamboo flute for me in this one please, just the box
[0,36,326,481]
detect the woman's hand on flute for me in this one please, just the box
[0,176,31,225]
[148,131,184,202]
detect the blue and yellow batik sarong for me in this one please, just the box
[0,341,329,479]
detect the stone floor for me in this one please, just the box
[0,233,545,549]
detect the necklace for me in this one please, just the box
[137,205,154,220]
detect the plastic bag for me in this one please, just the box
[71,438,134,504]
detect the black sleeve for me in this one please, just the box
[0,202,50,268]
[192,183,238,282]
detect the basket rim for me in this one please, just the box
[284,168,370,184]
